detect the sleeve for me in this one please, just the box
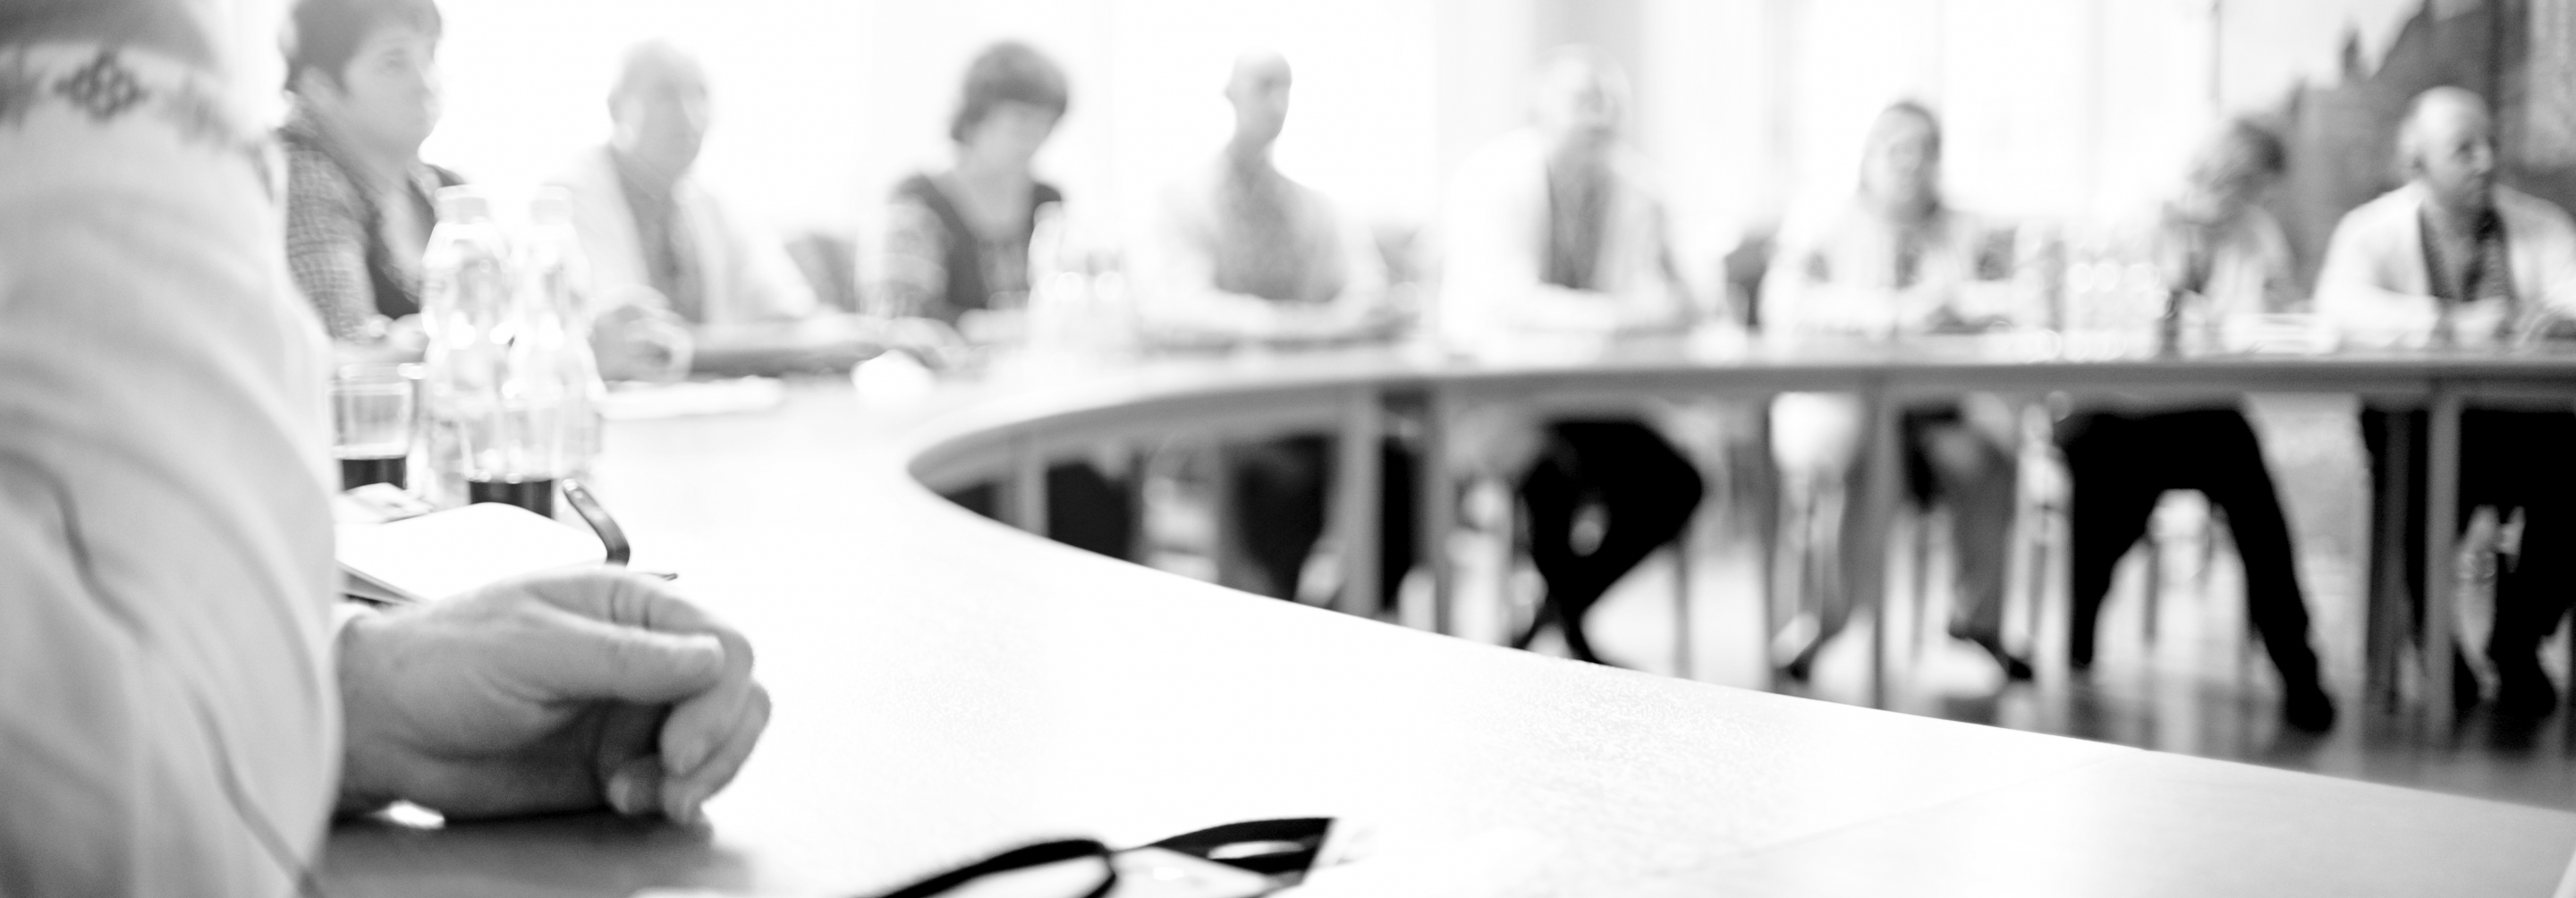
[2,135,338,896]
[1326,192,1390,309]
[1757,210,1839,335]
[2249,211,2305,313]
[2314,202,2437,340]
[871,196,949,319]
[0,470,296,897]
[281,146,386,343]
[2522,200,2576,317]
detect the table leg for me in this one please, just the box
[1673,522,1695,679]
[1855,383,1902,708]
[1009,436,1047,537]
[2365,410,2413,711]
[1208,442,1243,589]
[2425,387,2462,732]
[1420,386,1457,636]
[1335,386,1385,617]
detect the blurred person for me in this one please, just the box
[877,41,1134,561]
[2055,119,2334,731]
[1440,47,1703,665]
[1760,101,2030,682]
[549,40,815,331]
[0,5,768,894]
[2319,87,2576,716]
[278,0,460,346]
[877,39,1069,335]
[1146,50,1415,606]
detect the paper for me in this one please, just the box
[339,502,606,604]
[600,377,786,421]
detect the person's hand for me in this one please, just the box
[592,292,697,383]
[2516,306,2576,345]
[335,568,769,823]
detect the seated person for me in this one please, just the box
[1145,50,1415,607]
[877,41,1133,560]
[2057,119,2334,731]
[1761,101,2029,681]
[549,41,816,330]
[2319,86,2576,716]
[1441,47,1704,665]
[0,4,767,892]
[279,0,461,347]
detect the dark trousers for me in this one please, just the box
[1513,420,1706,664]
[2059,408,2322,687]
[2362,408,2576,685]
[945,462,1137,560]
[1224,436,1419,611]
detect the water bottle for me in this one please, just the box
[419,185,513,509]
[521,187,606,479]
[454,190,608,517]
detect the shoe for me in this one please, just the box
[2494,658,2559,718]
[2283,682,2337,733]
[1963,634,2033,682]
[1780,649,1817,683]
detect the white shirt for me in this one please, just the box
[0,45,339,896]
[1436,128,1687,355]
[2316,182,2576,345]
[548,147,818,325]
[1759,199,2022,337]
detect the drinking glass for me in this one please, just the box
[334,364,418,489]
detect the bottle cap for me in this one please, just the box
[436,185,492,223]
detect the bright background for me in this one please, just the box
[415,0,2406,290]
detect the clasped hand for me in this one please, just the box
[335,568,771,824]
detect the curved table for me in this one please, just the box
[321,344,2576,897]
[911,341,2576,721]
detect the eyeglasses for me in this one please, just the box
[866,818,1334,898]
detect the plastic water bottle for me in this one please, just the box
[520,187,606,479]
[419,186,513,509]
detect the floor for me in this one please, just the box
[1141,394,2576,814]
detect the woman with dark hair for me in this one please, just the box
[879,42,1134,560]
[878,40,1071,328]
[277,0,462,345]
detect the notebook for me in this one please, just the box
[339,501,607,605]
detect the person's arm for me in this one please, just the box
[871,197,950,321]
[0,474,316,897]
[282,145,390,343]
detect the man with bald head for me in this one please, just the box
[1148,52,1413,609]
[1154,50,1410,596]
[1148,51,1388,338]
[550,40,813,331]
[1440,47,1703,665]
[2320,86,2576,338]
[2321,87,2576,716]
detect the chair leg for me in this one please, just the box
[1672,526,1694,680]
[2142,529,2164,648]
[2023,504,2056,671]
[1911,506,1935,659]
